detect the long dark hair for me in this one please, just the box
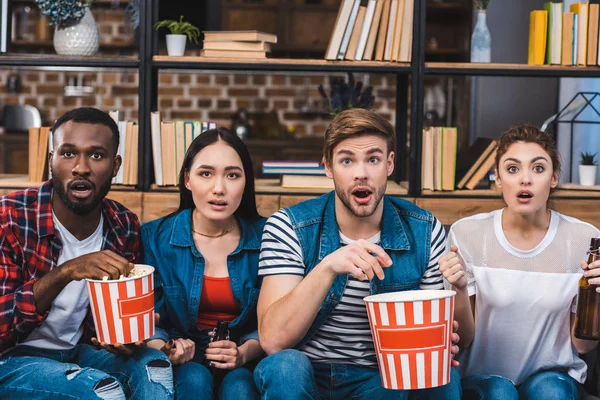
[176,127,260,220]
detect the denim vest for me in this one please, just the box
[283,191,433,349]
[141,209,266,361]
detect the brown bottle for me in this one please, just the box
[574,238,600,340]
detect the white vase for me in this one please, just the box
[471,10,491,63]
[53,11,100,56]
[579,165,598,186]
[166,34,187,56]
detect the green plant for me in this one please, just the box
[474,0,492,10]
[154,16,200,44]
[318,73,375,116]
[580,152,598,166]
[34,0,94,28]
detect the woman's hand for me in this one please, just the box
[205,340,245,370]
[160,338,196,365]
[582,258,600,292]
[439,246,468,290]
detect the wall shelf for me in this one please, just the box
[0,54,139,68]
[425,62,600,77]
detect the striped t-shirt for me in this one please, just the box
[258,210,446,367]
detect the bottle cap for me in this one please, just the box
[590,237,600,251]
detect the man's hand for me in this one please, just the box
[321,239,392,281]
[582,258,600,292]
[205,340,244,370]
[63,250,133,281]
[439,246,468,290]
[450,320,460,367]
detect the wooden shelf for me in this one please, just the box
[422,186,600,198]
[11,40,136,50]
[0,53,139,68]
[0,175,137,190]
[153,56,412,73]
[425,62,600,77]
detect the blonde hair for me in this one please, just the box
[323,109,395,165]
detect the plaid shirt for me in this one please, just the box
[0,181,141,354]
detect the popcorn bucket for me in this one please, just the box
[364,290,456,390]
[85,264,155,345]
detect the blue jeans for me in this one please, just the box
[253,349,462,400]
[174,361,259,400]
[0,344,174,399]
[462,371,581,400]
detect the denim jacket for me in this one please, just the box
[142,209,265,361]
[283,191,434,349]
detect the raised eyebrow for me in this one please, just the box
[531,156,549,163]
[195,165,215,170]
[225,166,243,172]
[503,157,521,164]
[366,147,385,155]
[336,149,355,157]
[58,143,108,152]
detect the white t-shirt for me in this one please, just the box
[449,209,600,385]
[258,210,446,367]
[22,214,104,350]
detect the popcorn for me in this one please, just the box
[102,276,109,281]
[127,266,151,278]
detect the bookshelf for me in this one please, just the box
[0,0,599,226]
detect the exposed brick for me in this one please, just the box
[43,97,57,107]
[217,100,232,108]
[24,97,38,106]
[266,88,295,97]
[215,75,230,85]
[123,73,137,84]
[197,99,212,108]
[160,74,173,85]
[160,99,173,109]
[81,97,96,106]
[177,99,192,108]
[290,77,306,85]
[189,87,220,96]
[208,111,235,120]
[113,86,139,96]
[237,100,250,109]
[196,75,210,84]
[100,25,112,35]
[283,112,317,121]
[25,73,39,83]
[178,75,192,84]
[123,98,135,107]
[234,75,249,85]
[252,75,266,85]
[312,124,328,134]
[371,75,384,86]
[171,111,203,120]
[271,76,286,85]
[36,85,63,95]
[310,76,325,85]
[104,98,116,108]
[131,110,138,120]
[45,73,60,83]
[228,88,259,97]
[273,100,289,109]
[253,99,269,110]
[63,97,78,107]
[103,73,118,84]
[159,87,185,96]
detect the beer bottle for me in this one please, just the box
[574,238,600,340]
[207,320,230,376]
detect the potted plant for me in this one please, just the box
[34,0,99,56]
[579,151,598,186]
[154,16,200,57]
[318,73,375,116]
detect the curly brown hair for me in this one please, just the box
[495,124,561,176]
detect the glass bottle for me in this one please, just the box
[574,238,600,340]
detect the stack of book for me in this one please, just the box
[262,161,333,189]
[528,2,600,66]
[150,111,217,186]
[108,111,140,186]
[200,30,277,59]
[421,126,457,191]
[454,138,498,191]
[325,0,414,62]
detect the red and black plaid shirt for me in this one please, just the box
[0,181,141,354]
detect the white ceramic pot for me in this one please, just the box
[53,11,100,56]
[579,165,598,186]
[166,34,187,56]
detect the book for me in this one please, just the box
[570,2,588,65]
[398,0,415,62]
[0,0,9,53]
[337,0,362,60]
[160,121,176,186]
[28,128,39,182]
[562,12,575,66]
[355,0,377,60]
[115,121,127,184]
[37,127,50,182]
[202,41,271,52]
[123,121,134,185]
[281,174,334,189]
[263,161,321,168]
[363,0,385,60]
[263,168,326,175]
[432,127,443,191]
[200,49,266,59]
[384,0,398,60]
[129,123,139,185]
[464,147,497,190]
[544,2,563,65]
[345,6,367,60]
[588,3,599,65]
[203,30,277,43]
[421,127,434,190]
[391,0,404,62]
[455,138,497,189]
[374,0,391,61]
[150,111,163,186]
[325,0,356,60]
[574,13,579,65]
[441,127,457,191]
[528,10,548,66]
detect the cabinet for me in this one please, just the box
[2,0,600,227]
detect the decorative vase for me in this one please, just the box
[471,10,491,63]
[166,34,187,56]
[579,165,598,186]
[53,11,100,56]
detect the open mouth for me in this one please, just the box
[209,200,228,206]
[352,187,373,204]
[69,180,93,199]
[517,191,533,200]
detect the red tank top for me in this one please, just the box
[197,275,239,330]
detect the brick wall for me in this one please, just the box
[0,69,398,139]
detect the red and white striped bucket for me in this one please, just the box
[364,290,456,390]
[85,264,155,345]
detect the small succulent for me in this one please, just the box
[318,73,375,116]
[34,0,93,28]
[154,16,200,44]
[473,0,492,10]
[580,151,598,166]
